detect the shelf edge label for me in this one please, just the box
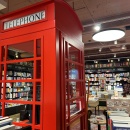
[4,10,45,30]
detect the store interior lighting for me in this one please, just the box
[94,25,101,31]
[122,45,126,49]
[114,40,117,44]
[92,28,125,42]
[99,48,102,52]
[114,54,116,57]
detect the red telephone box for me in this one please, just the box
[0,0,86,130]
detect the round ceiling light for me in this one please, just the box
[92,29,125,42]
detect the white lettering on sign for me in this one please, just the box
[4,11,45,30]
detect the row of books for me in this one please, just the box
[107,111,130,130]
[85,72,130,78]
[0,116,15,130]
[86,62,130,68]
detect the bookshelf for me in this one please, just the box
[85,61,130,92]
[1,62,33,109]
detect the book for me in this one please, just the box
[0,118,13,127]
[113,123,130,130]
[0,125,15,130]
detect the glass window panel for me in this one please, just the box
[5,82,33,101]
[35,105,40,125]
[66,103,69,122]
[36,39,41,57]
[65,41,68,58]
[69,63,82,80]
[70,119,80,130]
[65,62,68,79]
[70,99,82,117]
[1,46,5,61]
[6,62,33,80]
[69,45,80,62]
[68,82,81,99]
[36,60,41,79]
[66,82,69,100]
[7,40,34,60]
[36,82,41,101]
[4,102,33,128]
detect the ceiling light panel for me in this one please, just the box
[92,29,125,42]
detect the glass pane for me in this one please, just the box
[36,60,41,79]
[4,102,33,129]
[69,63,81,80]
[5,82,33,101]
[65,41,68,58]
[69,45,80,62]
[70,99,82,117]
[35,105,40,125]
[68,82,81,99]
[36,39,41,57]
[66,103,69,123]
[36,82,41,101]
[65,62,68,79]
[66,82,69,100]
[1,46,5,61]
[6,62,33,80]
[70,119,80,130]
[7,40,34,60]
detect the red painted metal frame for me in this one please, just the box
[0,0,86,130]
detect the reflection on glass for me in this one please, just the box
[69,82,80,99]
[7,40,34,60]
[36,60,41,79]
[70,119,80,130]
[65,62,68,79]
[69,45,80,62]
[36,39,41,57]
[66,103,69,122]
[36,82,41,101]
[69,63,79,80]
[70,99,82,116]
[66,83,68,100]
[1,46,5,61]
[5,82,33,101]
[5,102,32,126]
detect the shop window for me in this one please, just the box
[69,45,80,63]
[36,82,41,101]
[70,119,80,130]
[36,39,41,57]
[7,40,34,60]
[36,60,41,79]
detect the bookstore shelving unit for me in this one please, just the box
[0,0,86,130]
[85,60,130,92]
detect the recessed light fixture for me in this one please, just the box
[94,25,101,31]
[127,58,129,61]
[114,40,117,44]
[99,48,102,52]
[122,45,126,50]
[114,54,116,57]
[92,28,125,42]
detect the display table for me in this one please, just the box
[88,97,99,115]
[88,116,106,130]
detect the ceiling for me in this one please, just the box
[1,0,130,62]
